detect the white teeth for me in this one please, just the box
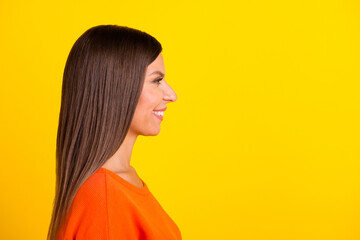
[152,111,164,116]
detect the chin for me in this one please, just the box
[140,128,161,136]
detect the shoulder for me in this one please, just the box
[66,171,109,224]
[72,169,130,210]
[60,172,110,239]
[74,171,107,206]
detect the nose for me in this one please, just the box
[162,80,177,103]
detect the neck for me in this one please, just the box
[101,130,138,173]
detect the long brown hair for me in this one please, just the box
[47,25,162,240]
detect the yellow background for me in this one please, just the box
[0,0,359,239]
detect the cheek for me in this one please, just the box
[132,88,158,123]
[129,87,162,135]
[138,88,160,110]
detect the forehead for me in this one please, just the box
[146,53,165,76]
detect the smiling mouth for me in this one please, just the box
[152,111,164,120]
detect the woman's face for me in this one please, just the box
[128,53,177,136]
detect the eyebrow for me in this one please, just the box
[148,71,165,77]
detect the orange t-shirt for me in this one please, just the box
[58,167,182,240]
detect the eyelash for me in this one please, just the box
[153,78,163,85]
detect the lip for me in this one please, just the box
[153,107,167,111]
[152,112,163,121]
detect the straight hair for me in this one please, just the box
[47,24,162,240]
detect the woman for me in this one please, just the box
[47,25,180,240]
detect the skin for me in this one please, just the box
[101,53,177,187]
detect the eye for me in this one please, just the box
[153,77,163,85]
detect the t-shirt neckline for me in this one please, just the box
[97,167,150,195]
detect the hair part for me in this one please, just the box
[47,25,162,240]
